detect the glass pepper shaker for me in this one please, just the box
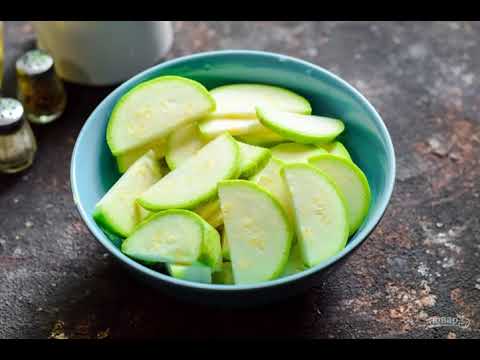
[15,49,66,124]
[0,98,37,174]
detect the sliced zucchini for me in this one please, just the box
[204,209,224,229]
[115,139,167,173]
[309,154,371,235]
[210,84,311,118]
[107,76,215,155]
[194,199,222,228]
[237,141,271,178]
[322,141,353,162]
[236,126,286,147]
[198,116,263,139]
[212,262,234,285]
[221,227,230,261]
[218,180,293,284]
[138,134,240,211]
[281,242,307,277]
[192,142,271,227]
[93,150,163,237]
[271,142,327,164]
[282,164,349,267]
[121,209,220,268]
[250,157,294,224]
[167,263,212,284]
[165,122,207,170]
[202,219,223,271]
[195,199,221,221]
[256,106,344,144]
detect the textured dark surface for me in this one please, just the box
[1,21,479,339]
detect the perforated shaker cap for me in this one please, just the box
[0,98,25,134]
[16,49,54,76]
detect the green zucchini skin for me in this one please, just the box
[138,134,240,211]
[219,180,294,284]
[107,76,215,156]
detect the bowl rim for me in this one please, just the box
[71,49,396,291]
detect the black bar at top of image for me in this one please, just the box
[1,1,480,20]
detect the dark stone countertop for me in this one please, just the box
[1,21,479,339]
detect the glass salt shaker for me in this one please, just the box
[0,98,37,174]
[16,49,66,124]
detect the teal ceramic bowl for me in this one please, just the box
[71,50,395,307]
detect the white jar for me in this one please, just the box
[32,21,174,86]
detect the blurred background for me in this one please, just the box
[0,21,479,339]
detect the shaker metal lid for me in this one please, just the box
[0,98,25,134]
[16,49,54,76]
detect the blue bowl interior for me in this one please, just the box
[71,50,395,291]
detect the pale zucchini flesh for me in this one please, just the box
[186,142,272,228]
[198,117,263,139]
[309,154,371,236]
[165,122,207,170]
[221,228,230,261]
[204,209,224,229]
[93,150,163,237]
[250,157,294,224]
[237,126,286,147]
[256,106,345,145]
[282,164,349,267]
[201,219,223,271]
[167,263,212,284]
[107,76,215,156]
[271,142,327,164]
[116,139,167,173]
[321,141,353,162]
[121,209,206,265]
[281,242,307,277]
[212,262,234,285]
[195,199,221,221]
[210,83,312,118]
[218,180,293,284]
[237,141,271,178]
[138,134,240,211]
[195,199,224,228]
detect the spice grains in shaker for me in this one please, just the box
[0,98,37,173]
[16,49,66,124]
